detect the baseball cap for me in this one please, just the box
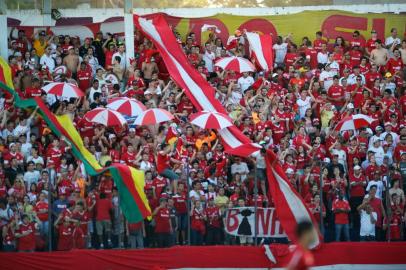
[384,122,391,126]
[108,134,116,139]
[144,90,152,96]
[129,128,136,132]
[285,168,294,174]
[375,126,383,132]
[347,103,354,109]
[354,165,361,170]
[68,46,74,50]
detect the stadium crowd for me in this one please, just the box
[0,24,406,251]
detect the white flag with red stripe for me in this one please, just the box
[133,14,321,248]
[245,32,274,71]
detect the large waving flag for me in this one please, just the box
[134,14,321,247]
[245,32,274,71]
[0,58,151,222]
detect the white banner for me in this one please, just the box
[224,207,287,238]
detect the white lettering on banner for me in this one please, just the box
[225,207,287,238]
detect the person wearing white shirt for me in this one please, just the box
[227,83,243,105]
[385,28,401,48]
[347,67,366,85]
[231,157,249,181]
[319,64,335,90]
[39,46,55,72]
[366,179,385,200]
[202,44,215,73]
[368,138,385,165]
[237,72,254,92]
[358,201,377,241]
[88,80,102,104]
[380,123,399,144]
[296,90,312,119]
[24,162,41,189]
[327,54,340,76]
[112,44,126,70]
[272,36,288,65]
[317,51,328,65]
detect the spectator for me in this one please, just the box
[357,200,377,241]
[332,191,350,241]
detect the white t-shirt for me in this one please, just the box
[39,54,55,72]
[347,73,366,85]
[385,36,401,47]
[231,162,249,180]
[331,149,347,168]
[366,180,385,199]
[368,145,385,165]
[24,170,40,188]
[203,51,215,72]
[317,52,328,64]
[296,96,312,119]
[319,70,335,90]
[328,61,340,76]
[237,76,254,92]
[360,210,377,237]
[228,90,243,105]
[273,43,288,64]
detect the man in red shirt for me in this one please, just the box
[156,143,182,193]
[77,62,92,92]
[327,76,345,110]
[366,30,378,55]
[15,214,38,252]
[313,31,327,52]
[205,198,222,245]
[286,221,316,270]
[95,193,113,249]
[173,182,188,244]
[35,192,49,239]
[349,165,367,240]
[332,191,351,241]
[25,77,42,98]
[153,197,172,248]
[120,144,136,167]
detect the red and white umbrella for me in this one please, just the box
[215,56,256,73]
[41,82,84,98]
[84,108,127,127]
[133,108,174,126]
[189,111,233,130]
[107,97,146,117]
[335,114,375,132]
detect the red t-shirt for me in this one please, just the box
[313,39,327,51]
[154,207,171,233]
[173,192,187,214]
[156,151,170,174]
[25,87,42,98]
[328,85,345,106]
[35,201,49,222]
[95,198,113,221]
[57,225,74,251]
[17,223,36,251]
[205,206,221,228]
[77,69,92,92]
[349,174,366,197]
[332,199,350,224]
[152,176,168,197]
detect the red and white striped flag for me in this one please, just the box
[133,14,321,248]
[245,32,274,71]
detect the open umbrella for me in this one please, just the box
[190,111,233,130]
[133,108,174,126]
[107,97,146,117]
[335,114,375,132]
[84,108,127,127]
[215,56,256,73]
[41,82,84,98]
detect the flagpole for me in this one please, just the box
[254,166,258,246]
[319,161,325,236]
[185,157,191,245]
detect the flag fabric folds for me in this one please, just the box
[245,32,274,71]
[0,59,151,223]
[134,14,321,247]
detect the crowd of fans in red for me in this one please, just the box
[0,23,406,251]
